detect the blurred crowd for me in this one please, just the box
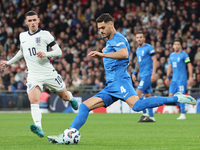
[0,0,200,96]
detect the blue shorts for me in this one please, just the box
[93,77,138,107]
[169,80,187,94]
[136,76,153,94]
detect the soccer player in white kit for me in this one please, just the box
[0,11,78,138]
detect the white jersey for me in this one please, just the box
[19,29,56,73]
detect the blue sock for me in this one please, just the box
[133,96,178,111]
[143,109,147,114]
[139,96,147,114]
[70,103,90,130]
[176,103,185,114]
[180,103,185,113]
[148,108,154,117]
[176,103,185,113]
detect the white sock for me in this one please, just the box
[67,91,73,101]
[149,117,156,121]
[180,113,185,117]
[31,104,42,128]
[143,113,149,117]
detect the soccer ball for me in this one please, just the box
[62,128,81,144]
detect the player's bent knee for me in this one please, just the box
[132,104,140,112]
[29,99,39,104]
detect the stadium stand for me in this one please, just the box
[0,0,200,109]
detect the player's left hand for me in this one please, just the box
[37,51,46,58]
[88,51,103,58]
[151,73,156,82]
[132,74,137,82]
[188,77,194,86]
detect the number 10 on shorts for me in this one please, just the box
[55,76,62,85]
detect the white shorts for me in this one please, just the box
[26,70,66,94]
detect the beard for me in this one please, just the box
[106,32,111,39]
[175,49,180,52]
[137,41,143,46]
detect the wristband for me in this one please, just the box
[167,76,169,79]
[132,71,137,75]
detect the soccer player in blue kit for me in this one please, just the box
[165,39,193,120]
[132,32,157,122]
[48,13,196,144]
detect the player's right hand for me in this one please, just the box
[37,51,46,58]
[0,61,8,68]
[88,51,103,58]
[165,78,169,85]
[132,74,137,82]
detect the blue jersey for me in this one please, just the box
[103,32,130,83]
[136,43,155,77]
[93,32,137,107]
[168,51,190,81]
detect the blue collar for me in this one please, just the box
[28,28,41,35]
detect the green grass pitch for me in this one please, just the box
[0,113,200,150]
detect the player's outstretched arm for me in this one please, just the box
[88,51,103,58]
[43,43,62,58]
[1,50,23,67]
[89,48,128,59]
[88,48,128,59]
[165,64,172,85]
[151,56,157,82]
[187,62,193,85]
[104,48,128,59]
[132,59,138,82]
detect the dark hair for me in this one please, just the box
[136,31,144,35]
[25,11,38,18]
[174,39,182,45]
[96,13,113,23]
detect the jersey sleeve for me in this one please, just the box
[7,50,23,65]
[7,33,24,65]
[148,45,155,57]
[168,54,172,64]
[19,33,23,51]
[183,52,190,63]
[43,31,62,57]
[112,37,128,52]
[43,31,55,46]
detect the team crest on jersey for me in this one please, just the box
[177,57,180,62]
[36,37,41,45]
[142,50,144,56]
